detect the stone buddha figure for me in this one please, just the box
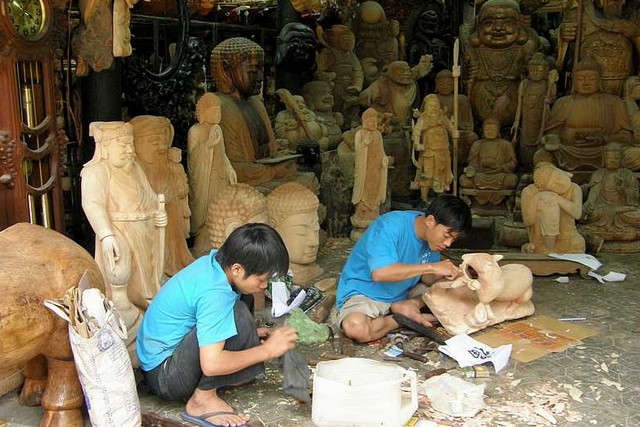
[521,162,585,254]
[412,94,453,203]
[211,37,312,189]
[206,183,269,250]
[432,69,477,166]
[267,182,323,284]
[534,61,640,174]
[580,143,640,252]
[460,117,518,205]
[353,1,400,74]
[188,92,238,256]
[463,0,538,129]
[316,25,364,128]
[81,121,166,310]
[351,108,389,235]
[130,115,194,277]
[301,80,344,150]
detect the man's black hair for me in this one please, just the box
[215,223,289,278]
[424,194,472,235]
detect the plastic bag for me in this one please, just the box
[422,373,485,417]
[45,277,141,427]
[285,308,330,344]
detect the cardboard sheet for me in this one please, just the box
[473,315,600,363]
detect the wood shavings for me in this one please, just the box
[601,379,624,391]
[510,379,522,387]
[534,405,557,424]
[600,362,609,373]
[568,386,583,402]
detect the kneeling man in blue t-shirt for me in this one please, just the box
[336,195,472,343]
[137,223,297,427]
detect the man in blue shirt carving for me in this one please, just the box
[137,223,297,427]
[337,195,472,343]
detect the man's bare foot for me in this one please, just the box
[185,388,249,426]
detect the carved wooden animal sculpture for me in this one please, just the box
[423,253,534,335]
[0,223,106,427]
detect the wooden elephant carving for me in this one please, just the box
[423,253,535,335]
[0,223,106,427]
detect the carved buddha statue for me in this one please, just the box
[301,80,344,150]
[580,143,640,252]
[460,117,518,205]
[211,37,318,192]
[534,61,640,174]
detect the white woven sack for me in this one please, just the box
[45,299,141,427]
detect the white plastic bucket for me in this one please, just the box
[311,357,418,427]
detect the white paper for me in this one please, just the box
[271,281,306,318]
[548,253,602,271]
[587,270,626,283]
[438,334,512,373]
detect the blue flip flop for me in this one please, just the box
[180,411,248,427]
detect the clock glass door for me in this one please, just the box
[16,59,57,228]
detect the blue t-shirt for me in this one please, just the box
[336,210,440,309]
[136,250,240,371]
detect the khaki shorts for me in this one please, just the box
[335,284,428,331]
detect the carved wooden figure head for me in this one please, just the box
[267,182,320,265]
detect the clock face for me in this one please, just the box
[6,0,47,41]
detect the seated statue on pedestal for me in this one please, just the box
[206,183,269,250]
[81,121,166,310]
[188,92,238,256]
[580,143,640,252]
[460,117,518,205]
[534,61,640,173]
[267,182,323,284]
[521,162,585,254]
[211,37,318,191]
[130,115,194,277]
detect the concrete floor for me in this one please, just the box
[1,238,639,427]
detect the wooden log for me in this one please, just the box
[312,294,336,324]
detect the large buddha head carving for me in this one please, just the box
[267,182,320,265]
[207,183,269,249]
[211,37,265,98]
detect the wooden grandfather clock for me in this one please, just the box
[0,0,64,232]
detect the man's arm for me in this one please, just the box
[199,327,297,377]
[371,259,459,283]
